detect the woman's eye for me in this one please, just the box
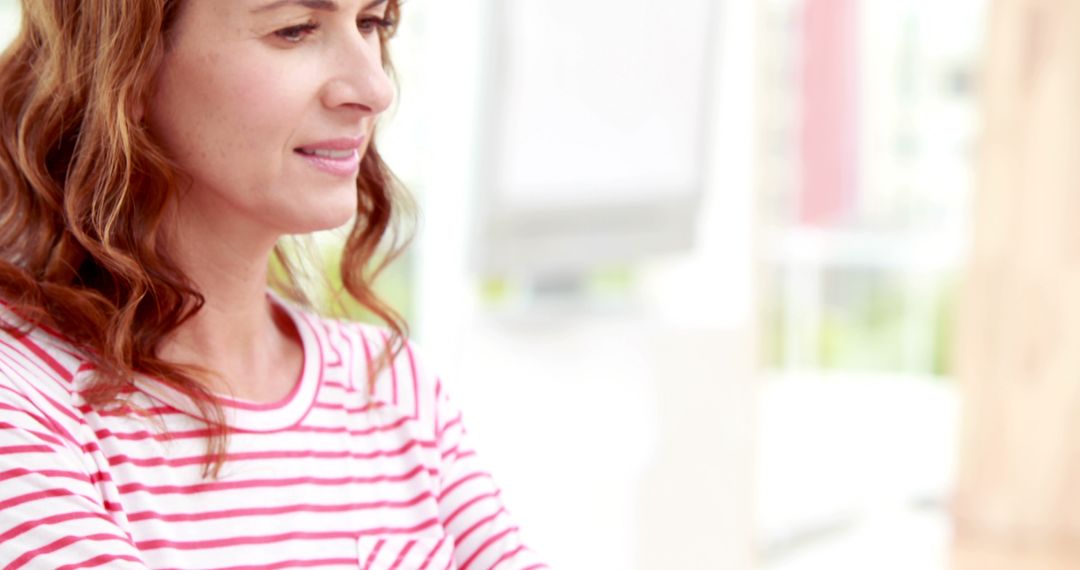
[357,17,394,35]
[274,22,319,43]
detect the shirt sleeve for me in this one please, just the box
[429,373,548,570]
[0,378,148,569]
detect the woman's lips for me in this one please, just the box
[295,137,364,177]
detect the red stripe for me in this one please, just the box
[0,392,52,426]
[94,414,413,444]
[29,385,84,426]
[207,558,359,570]
[210,557,358,570]
[0,510,117,544]
[117,465,433,496]
[125,490,434,523]
[0,443,53,454]
[93,398,386,423]
[416,536,448,570]
[0,344,77,418]
[6,532,132,570]
[440,443,463,461]
[362,538,386,570]
[312,401,384,413]
[135,518,440,551]
[0,337,74,397]
[490,545,528,570]
[80,404,177,417]
[445,493,501,528]
[439,471,489,502]
[93,425,211,443]
[386,539,416,570]
[0,356,86,426]
[459,526,518,570]
[438,414,463,439]
[291,312,325,427]
[444,450,476,465]
[55,553,144,570]
[456,507,508,546]
[12,333,75,383]
[303,415,413,436]
[0,369,81,445]
[0,467,93,486]
[104,437,435,468]
[0,487,104,511]
[0,421,65,447]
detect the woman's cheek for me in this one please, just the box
[222,68,290,135]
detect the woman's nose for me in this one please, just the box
[322,35,395,116]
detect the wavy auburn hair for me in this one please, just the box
[0,0,411,477]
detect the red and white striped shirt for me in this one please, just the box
[0,300,546,569]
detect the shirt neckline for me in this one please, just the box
[134,294,324,432]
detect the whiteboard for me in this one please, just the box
[477,0,719,274]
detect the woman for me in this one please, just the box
[0,0,545,568]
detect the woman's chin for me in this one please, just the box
[301,204,360,234]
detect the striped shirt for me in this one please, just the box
[0,300,546,570]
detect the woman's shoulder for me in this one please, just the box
[303,311,445,421]
[0,308,87,420]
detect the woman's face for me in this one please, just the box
[147,0,394,239]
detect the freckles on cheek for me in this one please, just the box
[222,67,296,150]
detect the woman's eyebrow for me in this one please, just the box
[252,0,388,13]
[252,0,339,13]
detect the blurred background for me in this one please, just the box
[4,0,1066,568]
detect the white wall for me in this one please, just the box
[0,0,20,47]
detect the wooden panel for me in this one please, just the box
[953,0,1080,567]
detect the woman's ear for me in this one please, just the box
[132,96,147,125]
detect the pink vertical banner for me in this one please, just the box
[799,0,860,226]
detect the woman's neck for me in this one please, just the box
[158,205,303,403]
